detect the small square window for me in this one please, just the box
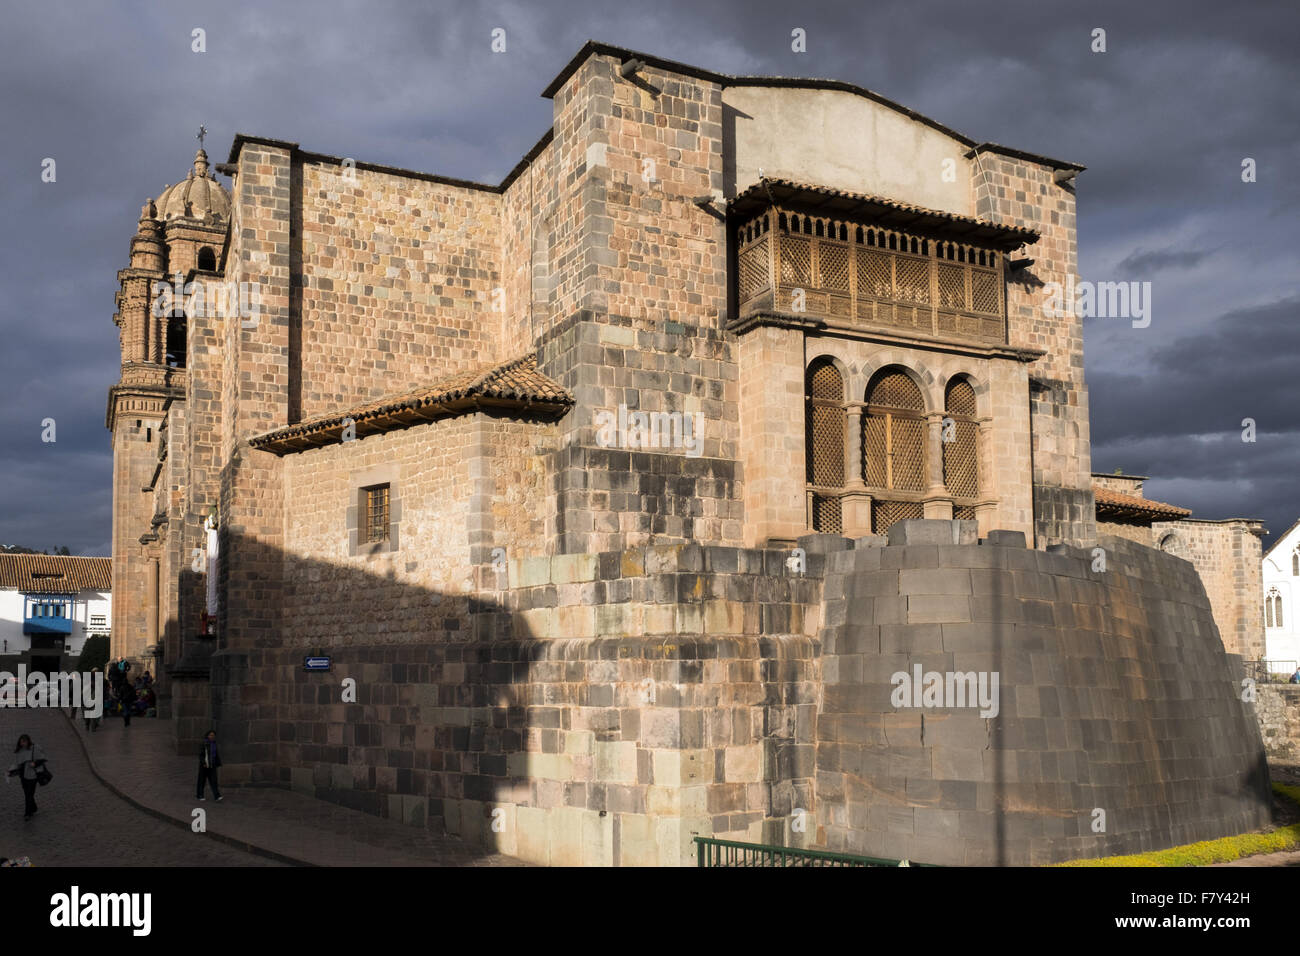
[348,469,399,557]
[364,483,390,544]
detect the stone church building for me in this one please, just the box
[109,42,1268,865]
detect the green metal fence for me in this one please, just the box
[694,837,934,867]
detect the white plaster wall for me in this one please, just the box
[0,590,25,655]
[724,86,974,215]
[71,589,112,656]
[1264,522,1300,670]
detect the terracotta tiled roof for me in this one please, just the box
[0,555,111,593]
[729,177,1040,251]
[1094,486,1192,522]
[249,354,572,456]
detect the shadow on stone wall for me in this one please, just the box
[202,532,542,862]
[200,533,826,865]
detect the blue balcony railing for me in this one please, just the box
[24,615,72,636]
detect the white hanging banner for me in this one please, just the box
[205,522,219,618]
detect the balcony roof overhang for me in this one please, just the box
[726,310,1047,363]
[730,178,1040,253]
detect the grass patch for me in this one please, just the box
[1054,783,1300,867]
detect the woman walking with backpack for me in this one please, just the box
[7,735,49,820]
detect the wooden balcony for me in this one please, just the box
[736,208,1010,344]
[729,181,1038,347]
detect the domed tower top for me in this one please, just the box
[154,148,230,225]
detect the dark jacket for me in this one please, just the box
[199,740,222,770]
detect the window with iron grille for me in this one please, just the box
[364,484,390,543]
[348,469,400,556]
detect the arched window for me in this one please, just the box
[805,358,845,532]
[198,247,217,271]
[1267,589,1283,628]
[943,377,979,520]
[165,316,186,369]
[1292,549,1298,576]
[863,367,926,534]
[1158,533,1187,559]
[1276,593,1285,629]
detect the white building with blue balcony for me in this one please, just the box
[0,554,111,673]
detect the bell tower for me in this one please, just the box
[107,143,230,673]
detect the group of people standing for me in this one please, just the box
[100,657,157,727]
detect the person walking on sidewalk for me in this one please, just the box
[7,735,48,820]
[118,680,137,728]
[80,674,101,733]
[196,730,222,802]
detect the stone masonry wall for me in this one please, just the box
[250,541,821,866]
[281,416,478,645]
[500,138,554,360]
[1095,518,1153,549]
[1152,519,1265,661]
[294,162,503,420]
[738,325,805,547]
[110,415,161,662]
[213,141,293,780]
[279,412,560,647]
[1255,684,1300,764]
[974,156,1093,547]
[538,55,741,556]
[815,521,1270,866]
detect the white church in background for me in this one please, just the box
[1263,518,1300,674]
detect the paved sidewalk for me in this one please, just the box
[1,705,279,866]
[64,709,524,866]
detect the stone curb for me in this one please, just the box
[59,708,310,867]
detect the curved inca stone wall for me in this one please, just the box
[815,523,1272,866]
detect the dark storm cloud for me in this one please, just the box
[1088,295,1300,445]
[0,0,1296,553]
[1115,246,1215,274]
[1090,295,1300,541]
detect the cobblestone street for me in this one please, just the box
[1,704,524,867]
[0,705,279,866]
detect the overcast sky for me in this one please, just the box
[0,0,1295,556]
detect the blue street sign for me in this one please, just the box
[303,656,331,672]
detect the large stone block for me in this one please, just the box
[983,530,1027,548]
[887,520,978,547]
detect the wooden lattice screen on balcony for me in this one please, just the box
[736,210,1007,344]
